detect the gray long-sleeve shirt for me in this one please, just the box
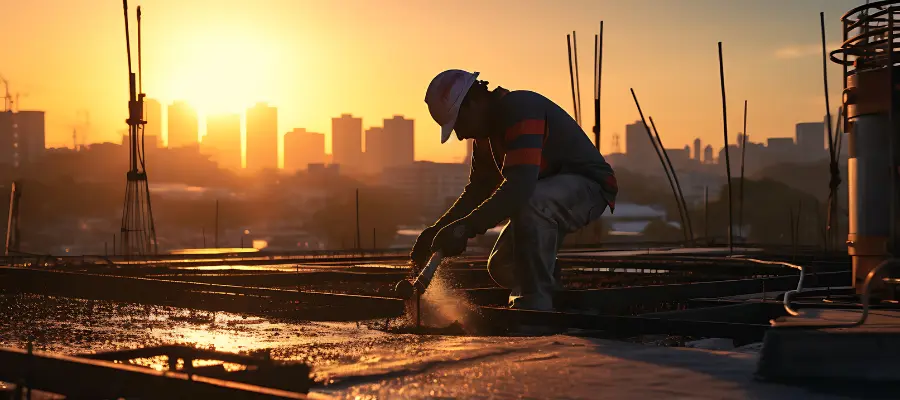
[433,90,618,234]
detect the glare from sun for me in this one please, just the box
[165,30,278,115]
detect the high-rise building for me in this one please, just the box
[796,122,826,156]
[465,139,474,165]
[204,113,242,171]
[737,133,745,147]
[380,161,470,218]
[625,121,654,160]
[0,111,14,166]
[383,115,414,167]
[15,110,45,165]
[284,128,325,171]
[364,126,385,171]
[332,114,362,170]
[143,98,162,149]
[693,138,701,161]
[246,102,278,172]
[167,101,198,149]
[703,144,714,164]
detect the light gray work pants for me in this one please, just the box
[487,174,609,311]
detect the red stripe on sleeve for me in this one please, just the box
[504,119,546,143]
[504,148,542,167]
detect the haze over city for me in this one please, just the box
[1,0,855,164]
[3,0,899,397]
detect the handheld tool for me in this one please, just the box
[395,250,444,300]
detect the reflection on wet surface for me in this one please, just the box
[0,291,513,377]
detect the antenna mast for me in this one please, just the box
[119,0,158,257]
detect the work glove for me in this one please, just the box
[410,225,440,268]
[431,220,474,258]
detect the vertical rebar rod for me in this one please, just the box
[137,6,142,94]
[631,89,689,243]
[214,199,219,248]
[567,35,579,123]
[355,188,361,250]
[123,0,132,76]
[821,11,839,252]
[596,21,604,150]
[650,117,694,241]
[573,31,583,127]
[705,186,709,243]
[593,33,599,149]
[739,100,748,240]
[718,42,734,253]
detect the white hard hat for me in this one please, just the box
[424,69,480,144]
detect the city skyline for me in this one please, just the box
[0,0,856,163]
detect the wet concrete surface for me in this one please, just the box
[0,291,869,399]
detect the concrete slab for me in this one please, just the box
[758,309,900,384]
[316,336,855,399]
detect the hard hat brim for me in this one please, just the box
[438,71,479,144]
[440,123,454,144]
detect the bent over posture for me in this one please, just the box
[411,69,618,311]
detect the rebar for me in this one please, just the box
[649,117,694,241]
[630,89,689,243]
[718,42,734,253]
[567,35,579,123]
[739,100,748,240]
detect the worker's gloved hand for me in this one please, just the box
[410,225,440,268]
[431,220,473,258]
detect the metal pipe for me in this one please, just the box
[889,7,899,255]
[718,42,735,253]
[395,251,444,300]
[630,89,688,243]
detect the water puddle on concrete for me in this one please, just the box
[0,290,506,374]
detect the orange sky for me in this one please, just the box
[0,0,857,165]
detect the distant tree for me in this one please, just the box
[641,219,682,242]
[306,185,423,250]
[687,178,827,247]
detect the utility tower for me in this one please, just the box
[119,1,157,256]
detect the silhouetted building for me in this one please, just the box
[693,138,701,160]
[381,161,469,218]
[703,144,714,164]
[15,110,45,165]
[167,101,198,149]
[364,126,385,171]
[332,114,363,172]
[246,102,278,172]
[383,115,414,167]
[204,113,242,171]
[0,111,15,166]
[284,128,325,172]
[767,137,795,152]
[143,98,162,149]
[667,147,691,170]
[465,139,474,165]
[796,122,826,161]
[625,121,653,160]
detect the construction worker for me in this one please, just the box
[411,69,618,311]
